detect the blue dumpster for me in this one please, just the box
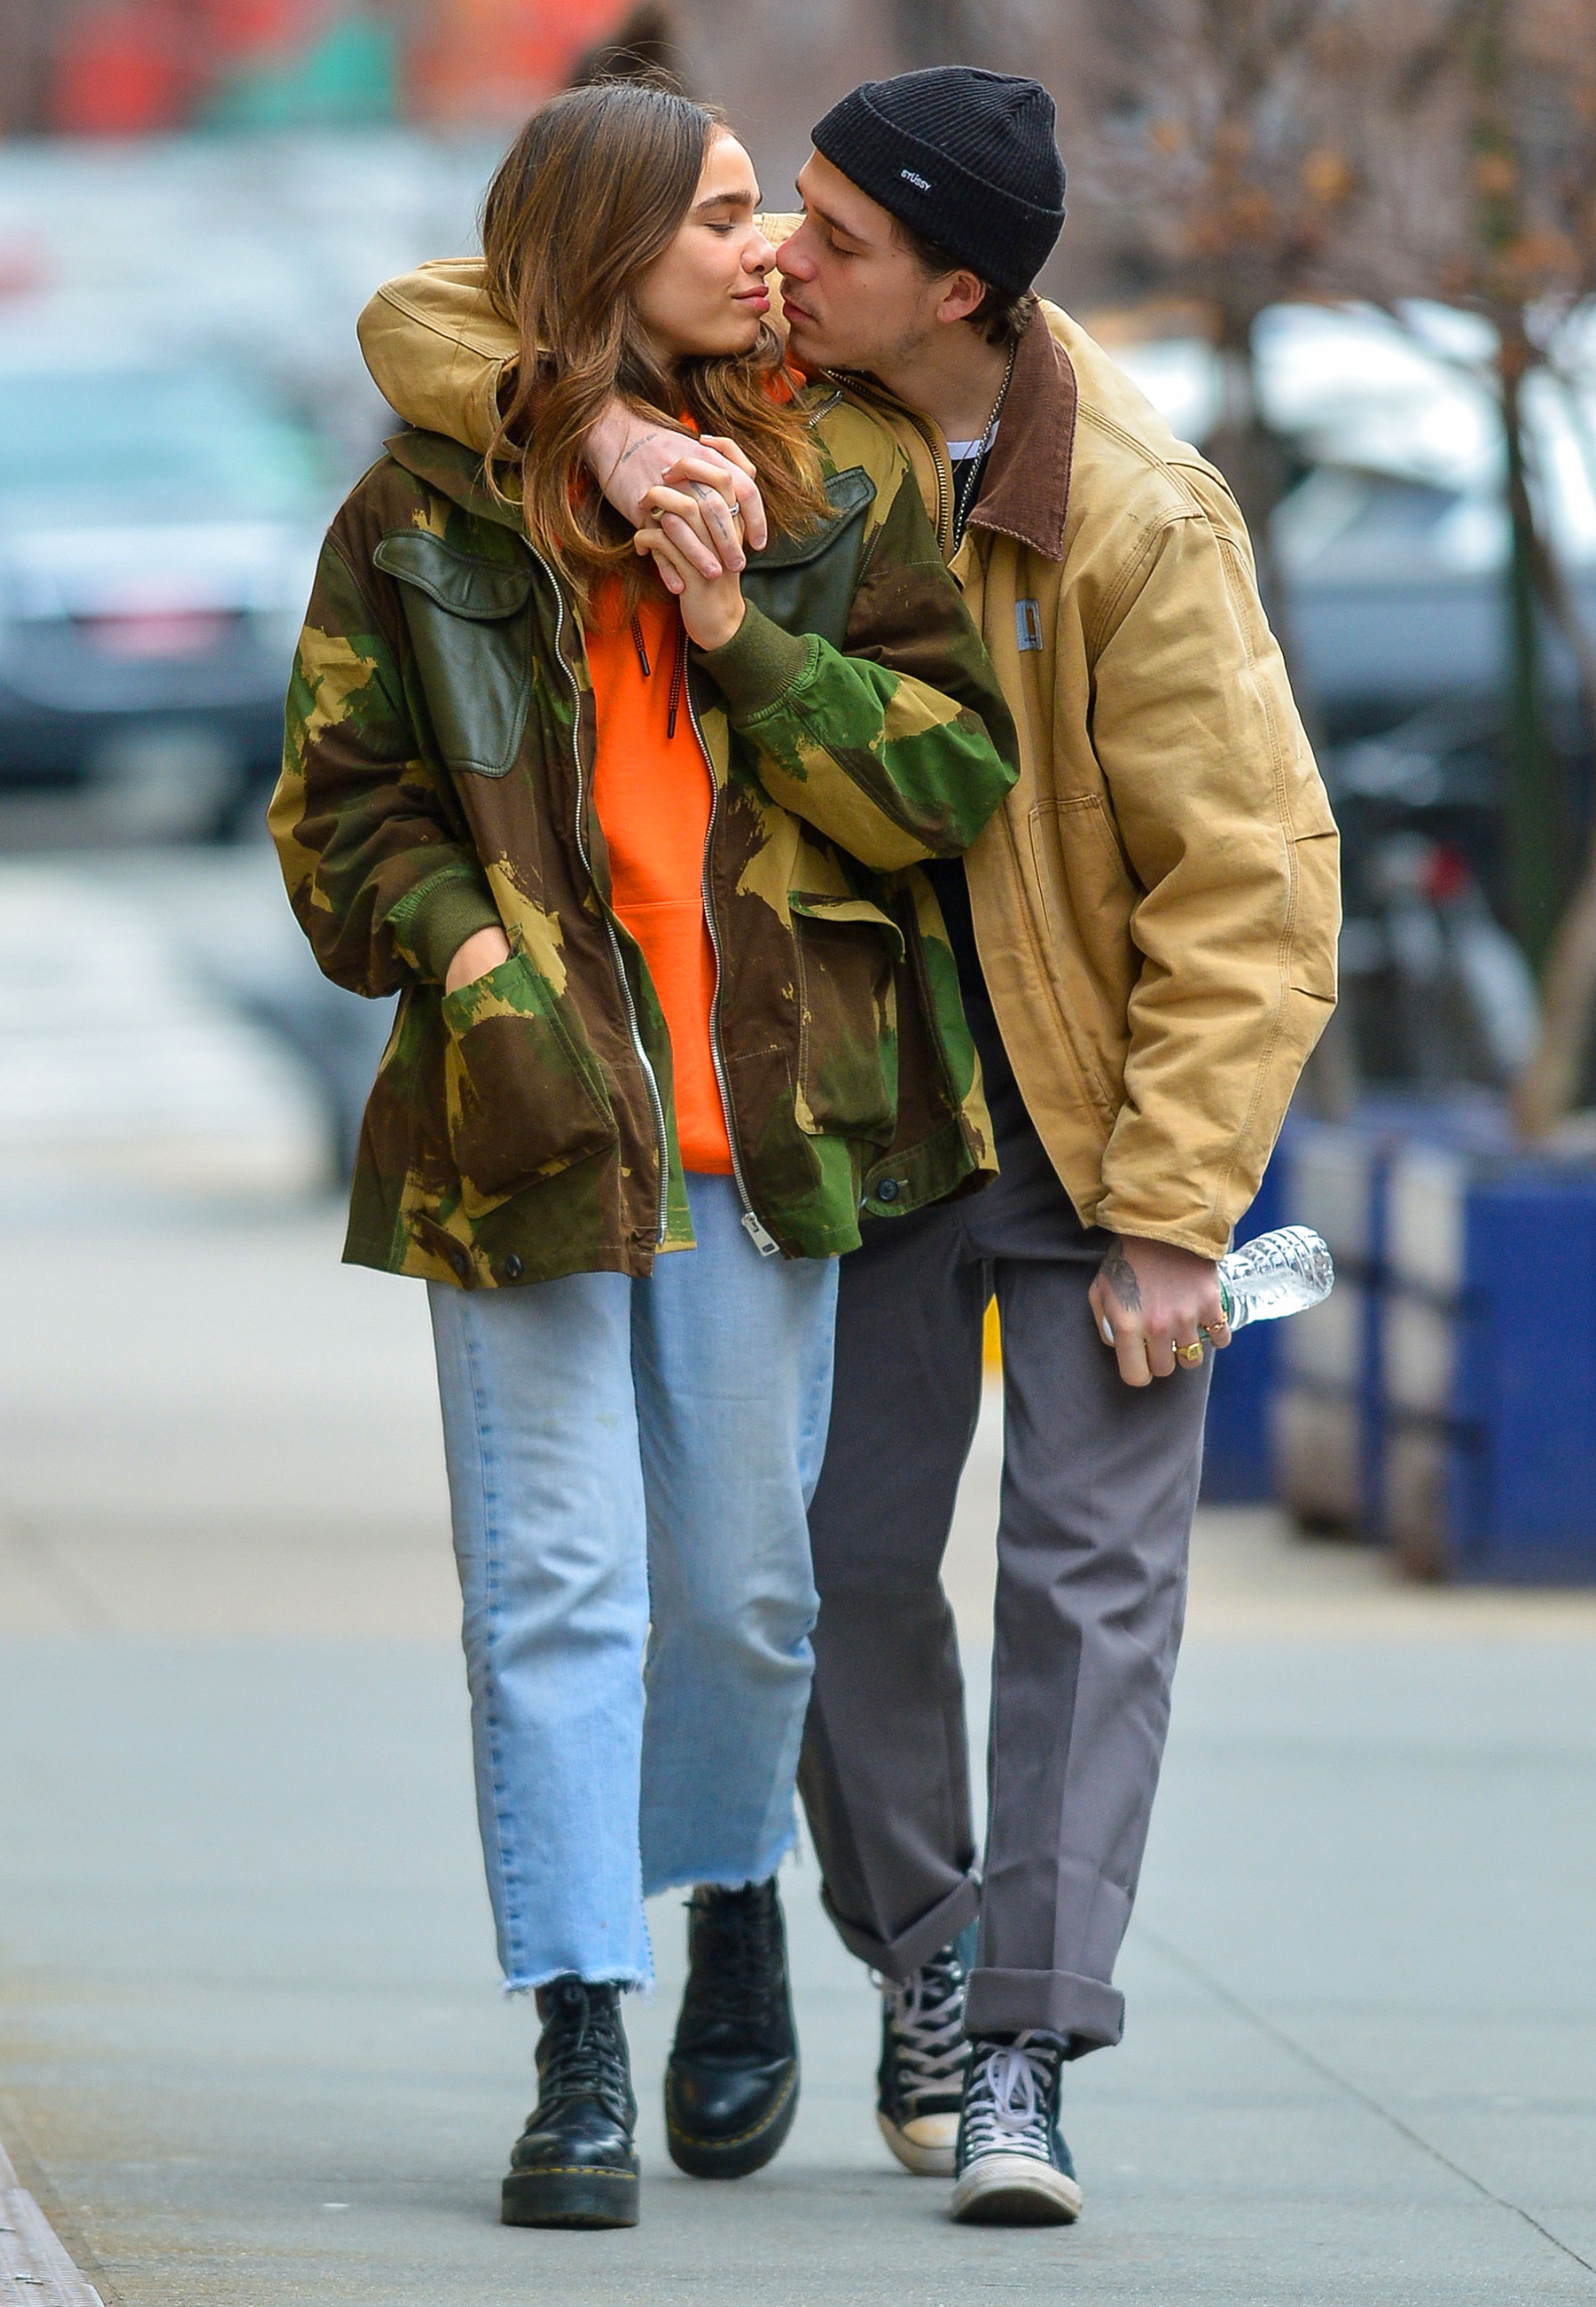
[1198,1152,1284,1502]
[1270,1116,1388,1531]
[1383,1148,1596,1582]
[1264,1092,1511,1538]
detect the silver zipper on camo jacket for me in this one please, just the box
[685,676,781,1258]
[547,575,671,1248]
[927,420,952,555]
[830,371,951,555]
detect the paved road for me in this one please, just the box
[4,1208,1595,2304]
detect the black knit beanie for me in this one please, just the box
[811,67,1065,297]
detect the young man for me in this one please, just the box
[638,66,1338,2227]
[360,64,1338,2228]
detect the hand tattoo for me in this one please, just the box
[616,430,669,470]
[1099,1246,1142,1311]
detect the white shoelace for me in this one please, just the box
[878,1958,968,2107]
[960,2032,1062,2159]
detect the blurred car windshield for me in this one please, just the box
[0,369,322,518]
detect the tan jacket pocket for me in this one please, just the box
[441,950,615,1201]
[1026,794,1136,1106]
[1289,830,1342,1001]
[1027,793,1136,941]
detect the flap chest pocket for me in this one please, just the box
[739,466,874,653]
[374,528,536,778]
[787,888,905,960]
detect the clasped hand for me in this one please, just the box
[583,403,763,651]
[630,438,753,653]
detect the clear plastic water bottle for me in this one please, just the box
[1214,1225,1334,1333]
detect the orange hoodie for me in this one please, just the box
[585,583,733,1176]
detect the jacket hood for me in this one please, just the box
[359,259,518,456]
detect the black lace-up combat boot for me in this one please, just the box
[664,1878,799,2178]
[501,1976,639,2228]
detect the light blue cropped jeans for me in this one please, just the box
[428,1175,837,1995]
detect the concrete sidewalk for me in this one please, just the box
[4,1208,1595,2304]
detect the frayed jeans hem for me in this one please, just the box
[642,1826,799,1904]
[501,1965,652,1999]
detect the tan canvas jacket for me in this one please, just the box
[845,301,1341,1258]
[359,254,1340,1259]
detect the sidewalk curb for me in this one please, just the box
[0,2139,106,2307]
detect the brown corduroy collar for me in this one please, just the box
[964,311,1077,563]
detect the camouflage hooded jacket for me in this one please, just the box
[270,397,1020,1288]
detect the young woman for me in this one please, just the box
[270,79,1015,2233]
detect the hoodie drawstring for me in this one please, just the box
[630,608,685,738]
[667,619,686,740]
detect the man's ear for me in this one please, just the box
[934,269,988,327]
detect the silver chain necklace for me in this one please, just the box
[950,338,1017,553]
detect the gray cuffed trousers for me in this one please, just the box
[797,997,1210,2059]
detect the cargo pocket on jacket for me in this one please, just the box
[441,949,615,1203]
[790,892,904,1146]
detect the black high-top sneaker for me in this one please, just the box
[664,1878,799,2178]
[501,1976,639,2229]
[951,2031,1084,2225]
[875,1936,973,2175]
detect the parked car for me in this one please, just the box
[1111,301,1596,739]
[1273,464,1596,738]
[0,361,328,837]
[1324,700,1559,1091]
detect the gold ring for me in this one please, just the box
[1178,1341,1204,1365]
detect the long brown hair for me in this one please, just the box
[481,80,827,615]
